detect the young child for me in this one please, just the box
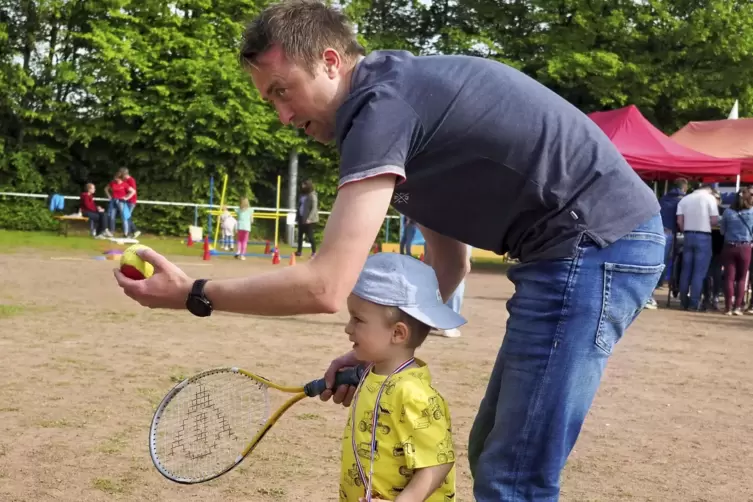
[219,205,237,251]
[339,253,466,502]
[235,197,253,260]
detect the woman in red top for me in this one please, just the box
[118,167,140,238]
[104,171,135,236]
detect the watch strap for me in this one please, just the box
[191,279,209,299]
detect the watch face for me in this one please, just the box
[188,296,212,317]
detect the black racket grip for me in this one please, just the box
[304,365,365,398]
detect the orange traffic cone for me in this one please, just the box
[202,236,210,261]
[264,241,271,254]
[288,252,296,266]
[272,248,280,264]
[419,252,424,262]
[187,230,193,247]
[371,242,379,254]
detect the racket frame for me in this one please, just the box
[149,365,362,484]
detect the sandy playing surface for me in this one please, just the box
[0,251,750,501]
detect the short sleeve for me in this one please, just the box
[336,86,424,188]
[676,199,684,216]
[398,392,455,470]
[708,197,719,217]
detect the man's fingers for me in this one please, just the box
[137,248,170,271]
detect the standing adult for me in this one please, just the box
[295,179,319,257]
[719,190,753,315]
[104,170,135,237]
[676,185,719,310]
[399,216,417,256]
[114,1,664,500]
[657,178,688,289]
[119,168,141,239]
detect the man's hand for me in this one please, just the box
[319,351,361,406]
[114,248,193,309]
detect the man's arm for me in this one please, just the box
[676,215,684,232]
[418,225,470,302]
[115,174,396,315]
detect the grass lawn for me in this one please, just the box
[0,229,301,259]
[0,228,511,272]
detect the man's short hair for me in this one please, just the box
[239,0,365,72]
[673,178,688,190]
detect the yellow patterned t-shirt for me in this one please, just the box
[339,360,456,501]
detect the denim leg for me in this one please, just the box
[469,214,665,501]
[127,203,138,234]
[679,236,696,306]
[107,202,118,233]
[689,235,712,308]
[447,279,466,313]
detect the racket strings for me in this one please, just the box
[152,371,271,481]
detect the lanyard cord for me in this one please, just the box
[350,358,415,501]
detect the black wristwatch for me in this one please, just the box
[186,279,213,317]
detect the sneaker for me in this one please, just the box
[734,309,744,316]
[725,310,733,316]
[132,231,141,239]
[430,328,461,338]
[644,298,658,310]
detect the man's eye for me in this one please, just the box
[275,88,287,97]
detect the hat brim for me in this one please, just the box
[399,304,467,330]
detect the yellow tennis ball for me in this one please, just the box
[120,244,154,280]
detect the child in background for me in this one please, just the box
[338,253,464,502]
[219,206,237,251]
[235,197,253,261]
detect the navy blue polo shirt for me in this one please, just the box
[335,50,659,262]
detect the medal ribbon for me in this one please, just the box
[350,358,415,501]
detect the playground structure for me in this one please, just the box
[199,174,292,259]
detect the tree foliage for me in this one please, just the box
[1,0,752,235]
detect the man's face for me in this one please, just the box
[249,46,345,144]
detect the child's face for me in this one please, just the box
[345,294,401,363]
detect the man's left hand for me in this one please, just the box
[114,248,193,309]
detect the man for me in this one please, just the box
[113,1,665,500]
[676,185,719,310]
[658,178,688,287]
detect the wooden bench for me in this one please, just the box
[53,215,89,237]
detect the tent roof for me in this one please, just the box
[588,105,741,180]
[671,118,753,172]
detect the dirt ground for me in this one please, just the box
[0,249,751,502]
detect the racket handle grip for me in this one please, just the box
[304,365,365,398]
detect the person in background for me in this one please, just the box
[648,178,688,309]
[104,170,135,237]
[702,191,726,311]
[235,197,253,261]
[719,190,753,315]
[400,216,417,256]
[676,185,719,310]
[79,183,111,238]
[424,241,471,338]
[219,205,237,251]
[119,168,141,239]
[295,179,319,257]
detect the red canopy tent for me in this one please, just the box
[671,118,753,182]
[588,105,741,181]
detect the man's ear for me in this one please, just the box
[392,321,410,345]
[322,48,342,78]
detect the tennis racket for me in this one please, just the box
[149,365,364,484]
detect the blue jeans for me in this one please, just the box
[127,203,139,235]
[400,224,416,255]
[108,199,129,235]
[447,279,466,313]
[468,214,664,501]
[678,232,712,309]
[662,231,674,283]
